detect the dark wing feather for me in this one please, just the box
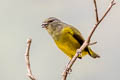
[70,26,91,56]
[70,26,85,45]
[73,33,84,45]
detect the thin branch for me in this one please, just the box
[87,0,116,43]
[25,38,36,80]
[89,41,97,46]
[62,0,116,80]
[93,0,99,22]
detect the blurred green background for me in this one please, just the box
[0,0,120,80]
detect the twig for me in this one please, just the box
[61,0,116,80]
[25,38,36,80]
[89,41,97,46]
[88,0,115,43]
[93,0,99,22]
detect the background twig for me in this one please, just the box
[25,38,36,80]
[62,0,116,80]
[93,0,99,22]
[89,41,97,46]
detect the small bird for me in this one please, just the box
[42,17,100,59]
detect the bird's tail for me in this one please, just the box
[87,47,100,58]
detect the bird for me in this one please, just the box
[42,17,100,59]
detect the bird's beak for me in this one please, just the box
[41,23,48,28]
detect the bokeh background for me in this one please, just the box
[0,0,120,80]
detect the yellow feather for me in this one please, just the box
[54,27,88,59]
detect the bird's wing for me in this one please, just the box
[70,26,92,57]
[62,25,99,58]
[61,25,85,45]
[70,26,85,45]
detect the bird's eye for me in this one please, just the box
[48,20,54,23]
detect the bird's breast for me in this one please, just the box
[54,32,80,57]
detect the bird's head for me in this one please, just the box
[42,17,63,35]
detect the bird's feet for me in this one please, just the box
[77,49,82,59]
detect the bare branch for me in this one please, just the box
[25,38,36,80]
[93,0,99,22]
[62,0,116,80]
[87,0,116,43]
[89,41,97,46]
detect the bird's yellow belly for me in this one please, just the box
[55,41,77,58]
[54,34,88,59]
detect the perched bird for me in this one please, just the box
[42,17,100,59]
